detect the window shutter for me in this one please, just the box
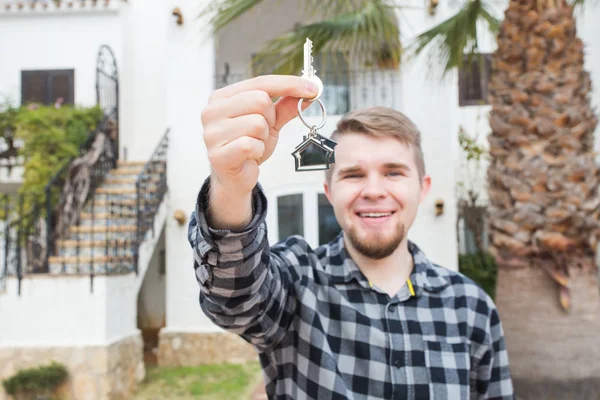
[21,69,74,106]
[21,71,48,105]
[50,71,74,105]
[458,54,491,107]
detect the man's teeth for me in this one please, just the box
[358,212,392,218]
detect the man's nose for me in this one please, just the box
[361,175,386,199]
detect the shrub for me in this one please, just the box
[0,102,103,218]
[459,251,497,300]
[2,361,68,400]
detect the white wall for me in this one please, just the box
[137,228,166,329]
[163,0,217,332]
[578,7,600,147]
[0,274,136,346]
[0,4,122,108]
[119,0,169,162]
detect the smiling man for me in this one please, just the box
[189,75,514,399]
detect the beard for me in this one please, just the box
[346,222,406,260]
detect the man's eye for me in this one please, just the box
[388,171,405,177]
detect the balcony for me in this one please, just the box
[213,69,401,116]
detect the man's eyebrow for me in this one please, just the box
[337,165,362,174]
[383,162,411,170]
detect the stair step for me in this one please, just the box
[58,246,135,258]
[117,160,147,167]
[70,225,137,233]
[87,199,139,207]
[49,255,135,275]
[57,239,134,247]
[76,217,137,227]
[49,255,134,263]
[83,198,160,214]
[80,212,137,219]
[104,176,162,186]
[109,168,143,176]
[96,187,137,195]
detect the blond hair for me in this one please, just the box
[325,106,426,181]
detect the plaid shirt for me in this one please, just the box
[189,178,514,399]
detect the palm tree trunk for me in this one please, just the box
[487,0,600,396]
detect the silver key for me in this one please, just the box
[301,38,323,101]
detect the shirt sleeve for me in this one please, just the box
[471,303,515,399]
[187,176,301,353]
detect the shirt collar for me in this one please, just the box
[326,232,449,295]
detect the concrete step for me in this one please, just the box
[48,255,134,275]
[83,198,160,214]
[95,187,137,196]
[103,176,162,186]
[69,225,137,233]
[57,239,136,258]
[117,160,147,167]
[76,216,136,226]
[68,225,137,241]
[80,211,137,219]
[108,168,143,177]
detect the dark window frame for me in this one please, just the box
[277,193,304,241]
[21,69,75,106]
[458,54,491,107]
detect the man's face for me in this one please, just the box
[324,132,431,259]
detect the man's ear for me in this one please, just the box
[324,179,332,204]
[419,175,431,203]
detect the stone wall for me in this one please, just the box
[0,332,144,400]
[158,330,259,366]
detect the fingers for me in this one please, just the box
[272,95,314,132]
[204,114,270,149]
[204,90,277,130]
[209,136,266,171]
[210,75,318,101]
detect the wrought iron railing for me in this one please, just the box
[214,69,401,115]
[0,193,47,294]
[134,128,169,274]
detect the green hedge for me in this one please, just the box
[459,252,497,300]
[0,102,103,217]
[2,361,68,399]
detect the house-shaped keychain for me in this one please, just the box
[292,134,336,171]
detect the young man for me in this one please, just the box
[189,75,514,399]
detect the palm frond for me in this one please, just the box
[406,0,500,79]
[250,0,401,76]
[198,0,264,34]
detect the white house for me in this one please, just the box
[0,0,598,398]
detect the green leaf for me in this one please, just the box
[250,1,401,76]
[0,103,102,218]
[407,0,500,79]
[198,0,264,34]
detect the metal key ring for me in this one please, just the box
[297,97,327,131]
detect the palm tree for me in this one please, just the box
[200,0,600,396]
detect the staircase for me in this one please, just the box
[0,126,169,295]
[47,160,166,275]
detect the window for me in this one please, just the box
[458,211,489,255]
[458,54,491,107]
[277,194,304,240]
[21,69,74,106]
[304,52,350,117]
[318,194,341,245]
